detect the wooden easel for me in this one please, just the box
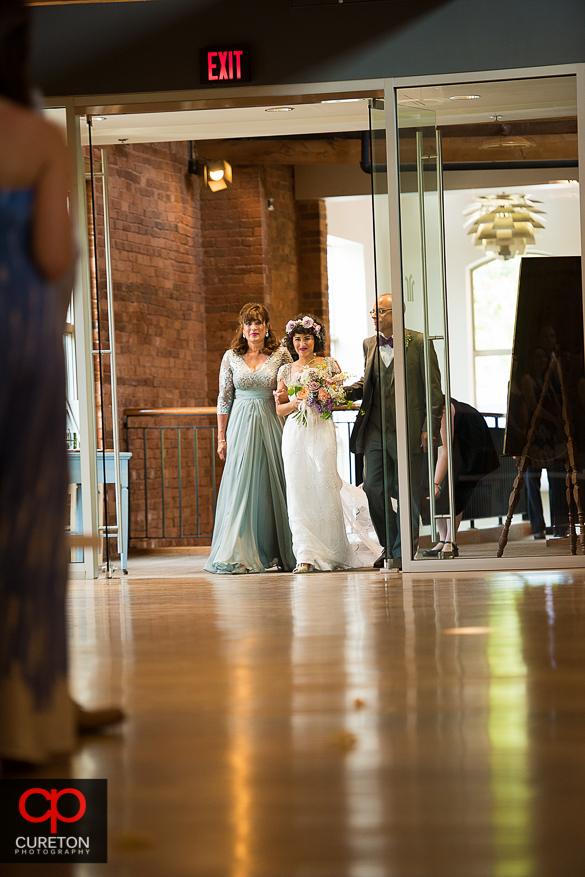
[497,348,585,557]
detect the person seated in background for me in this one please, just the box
[422,399,500,558]
[521,344,568,539]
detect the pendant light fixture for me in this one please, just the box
[464,192,546,260]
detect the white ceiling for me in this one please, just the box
[45,75,577,146]
[79,99,371,146]
[397,76,577,125]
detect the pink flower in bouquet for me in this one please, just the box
[308,381,320,391]
[297,386,309,400]
[318,388,330,402]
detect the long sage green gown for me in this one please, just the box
[205,347,295,574]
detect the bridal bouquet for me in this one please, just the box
[288,362,352,427]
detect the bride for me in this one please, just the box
[275,315,360,573]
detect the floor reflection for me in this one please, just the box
[50,565,585,875]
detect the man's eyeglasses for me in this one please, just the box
[369,308,391,317]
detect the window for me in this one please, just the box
[471,255,544,412]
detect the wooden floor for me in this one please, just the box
[11,558,585,876]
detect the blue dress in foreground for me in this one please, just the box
[0,189,75,762]
[205,347,295,574]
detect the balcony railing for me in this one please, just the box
[123,408,219,546]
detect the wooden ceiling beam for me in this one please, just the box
[195,133,578,166]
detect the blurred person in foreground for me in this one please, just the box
[0,0,122,768]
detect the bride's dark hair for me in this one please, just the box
[282,313,326,359]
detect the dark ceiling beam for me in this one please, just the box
[194,133,578,166]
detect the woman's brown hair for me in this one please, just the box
[230,302,280,355]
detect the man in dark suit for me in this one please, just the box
[346,294,443,569]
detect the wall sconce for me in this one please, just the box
[204,159,232,192]
[188,142,233,192]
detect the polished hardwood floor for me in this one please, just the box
[10,559,585,876]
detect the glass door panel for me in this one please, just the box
[393,102,453,565]
[394,74,583,567]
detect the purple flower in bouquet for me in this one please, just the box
[308,381,320,392]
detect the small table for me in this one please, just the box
[68,451,132,572]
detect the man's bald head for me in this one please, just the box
[371,294,393,337]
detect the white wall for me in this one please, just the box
[325,196,376,314]
[327,235,369,380]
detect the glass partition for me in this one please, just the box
[394,74,583,566]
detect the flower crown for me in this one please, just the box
[285,316,322,337]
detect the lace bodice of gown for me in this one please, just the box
[277,357,340,390]
[217,347,292,414]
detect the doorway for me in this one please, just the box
[62,86,384,577]
[388,68,585,571]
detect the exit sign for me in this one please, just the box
[200,47,251,85]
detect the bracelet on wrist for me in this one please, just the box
[218,439,226,444]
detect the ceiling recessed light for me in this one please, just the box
[265,106,294,113]
[92,116,106,121]
[321,98,362,104]
[449,94,481,101]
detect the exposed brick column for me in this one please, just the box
[264,165,299,340]
[295,199,330,353]
[201,165,272,406]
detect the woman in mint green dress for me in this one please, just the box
[205,303,295,574]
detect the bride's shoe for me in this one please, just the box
[293,563,314,573]
[75,702,125,733]
[441,541,459,559]
[422,541,445,558]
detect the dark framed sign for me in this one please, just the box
[200,47,251,85]
[503,255,584,461]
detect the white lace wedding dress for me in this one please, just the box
[278,358,380,571]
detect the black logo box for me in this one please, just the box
[0,779,107,864]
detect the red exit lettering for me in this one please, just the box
[207,50,244,81]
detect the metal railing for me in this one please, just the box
[124,408,219,544]
[123,406,518,548]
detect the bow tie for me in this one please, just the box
[378,335,393,348]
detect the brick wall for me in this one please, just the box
[88,142,211,548]
[264,165,299,341]
[295,199,330,354]
[201,165,271,405]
